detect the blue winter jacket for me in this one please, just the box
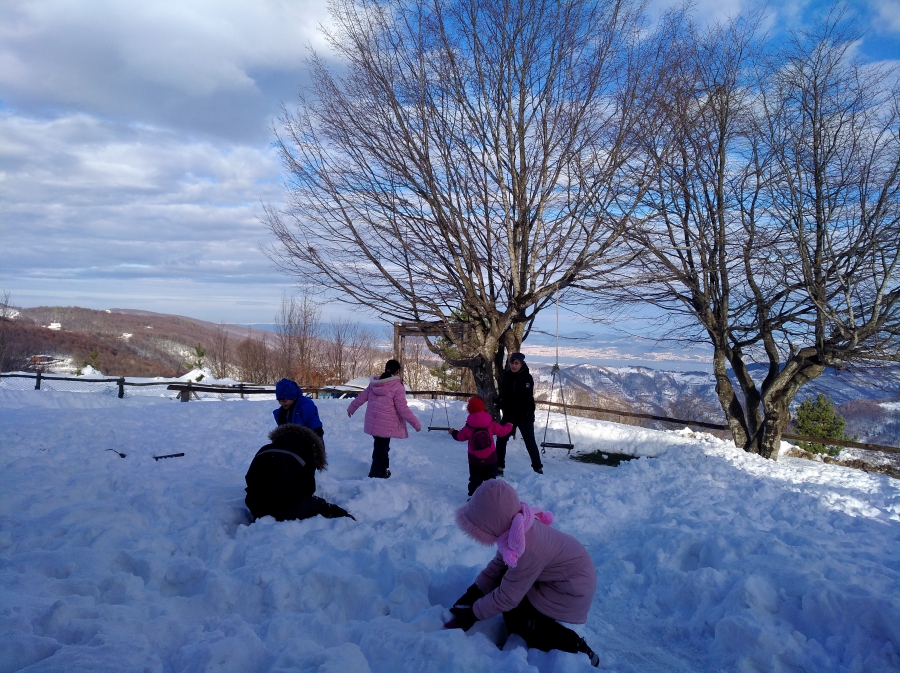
[272,379,323,431]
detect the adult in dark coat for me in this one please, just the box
[495,352,543,474]
[245,423,354,522]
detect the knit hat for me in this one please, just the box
[275,378,300,400]
[467,396,486,413]
[508,352,525,364]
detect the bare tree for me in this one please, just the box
[617,11,900,459]
[207,324,232,380]
[398,337,440,391]
[745,13,900,456]
[324,317,385,384]
[236,331,272,384]
[265,0,669,406]
[0,292,29,373]
[273,292,322,385]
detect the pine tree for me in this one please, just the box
[792,394,854,456]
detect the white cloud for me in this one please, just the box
[872,0,900,33]
[0,110,294,322]
[0,0,333,141]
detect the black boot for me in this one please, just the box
[576,637,600,667]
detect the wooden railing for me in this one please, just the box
[3,374,897,455]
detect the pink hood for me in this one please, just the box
[456,479,521,544]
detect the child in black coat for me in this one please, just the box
[244,424,354,522]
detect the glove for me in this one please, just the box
[447,606,477,631]
[452,583,484,610]
[321,502,356,521]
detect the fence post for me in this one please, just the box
[118,377,125,399]
[239,382,244,399]
[180,382,191,402]
[35,370,41,390]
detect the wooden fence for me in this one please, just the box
[2,373,897,455]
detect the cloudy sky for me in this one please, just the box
[1,0,898,331]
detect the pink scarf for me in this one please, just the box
[496,502,554,568]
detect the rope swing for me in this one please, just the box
[427,391,452,431]
[540,290,574,453]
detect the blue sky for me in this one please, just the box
[1,0,897,367]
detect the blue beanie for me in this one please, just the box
[275,378,300,400]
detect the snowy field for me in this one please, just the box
[1,389,899,673]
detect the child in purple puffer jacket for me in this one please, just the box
[449,396,513,496]
[347,359,421,478]
[448,479,600,667]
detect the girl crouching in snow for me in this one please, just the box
[449,479,600,667]
[244,424,354,522]
[449,396,513,496]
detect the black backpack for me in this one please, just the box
[466,423,493,452]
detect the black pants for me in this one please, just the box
[254,495,352,522]
[503,596,584,655]
[496,422,543,471]
[468,462,498,496]
[369,436,391,477]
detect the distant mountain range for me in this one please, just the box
[527,362,900,446]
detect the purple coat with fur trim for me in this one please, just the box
[347,375,422,439]
[456,480,597,624]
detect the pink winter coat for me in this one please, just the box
[347,375,422,439]
[456,480,597,624]
[452,411,513,464]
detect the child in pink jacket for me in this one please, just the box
[347,359,421,478]
[449,479,600,667]
[449,396,513,496]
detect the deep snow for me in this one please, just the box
[1,388,898,672]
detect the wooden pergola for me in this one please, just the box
[393,321,473,391]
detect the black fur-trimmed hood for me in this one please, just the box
[267,424,327,470]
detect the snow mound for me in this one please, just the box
[0,393,898,672]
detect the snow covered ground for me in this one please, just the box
[1,389,899,672]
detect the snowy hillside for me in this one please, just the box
[536,362,900,410]
[1,391,899,672]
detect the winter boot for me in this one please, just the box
[575,637,599,667]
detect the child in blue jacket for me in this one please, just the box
[273,378,324,439]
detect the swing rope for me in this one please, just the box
[540,290,574,453]
[427,390,452,431]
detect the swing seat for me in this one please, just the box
[540,441,575,451]
[428,426,453,432]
